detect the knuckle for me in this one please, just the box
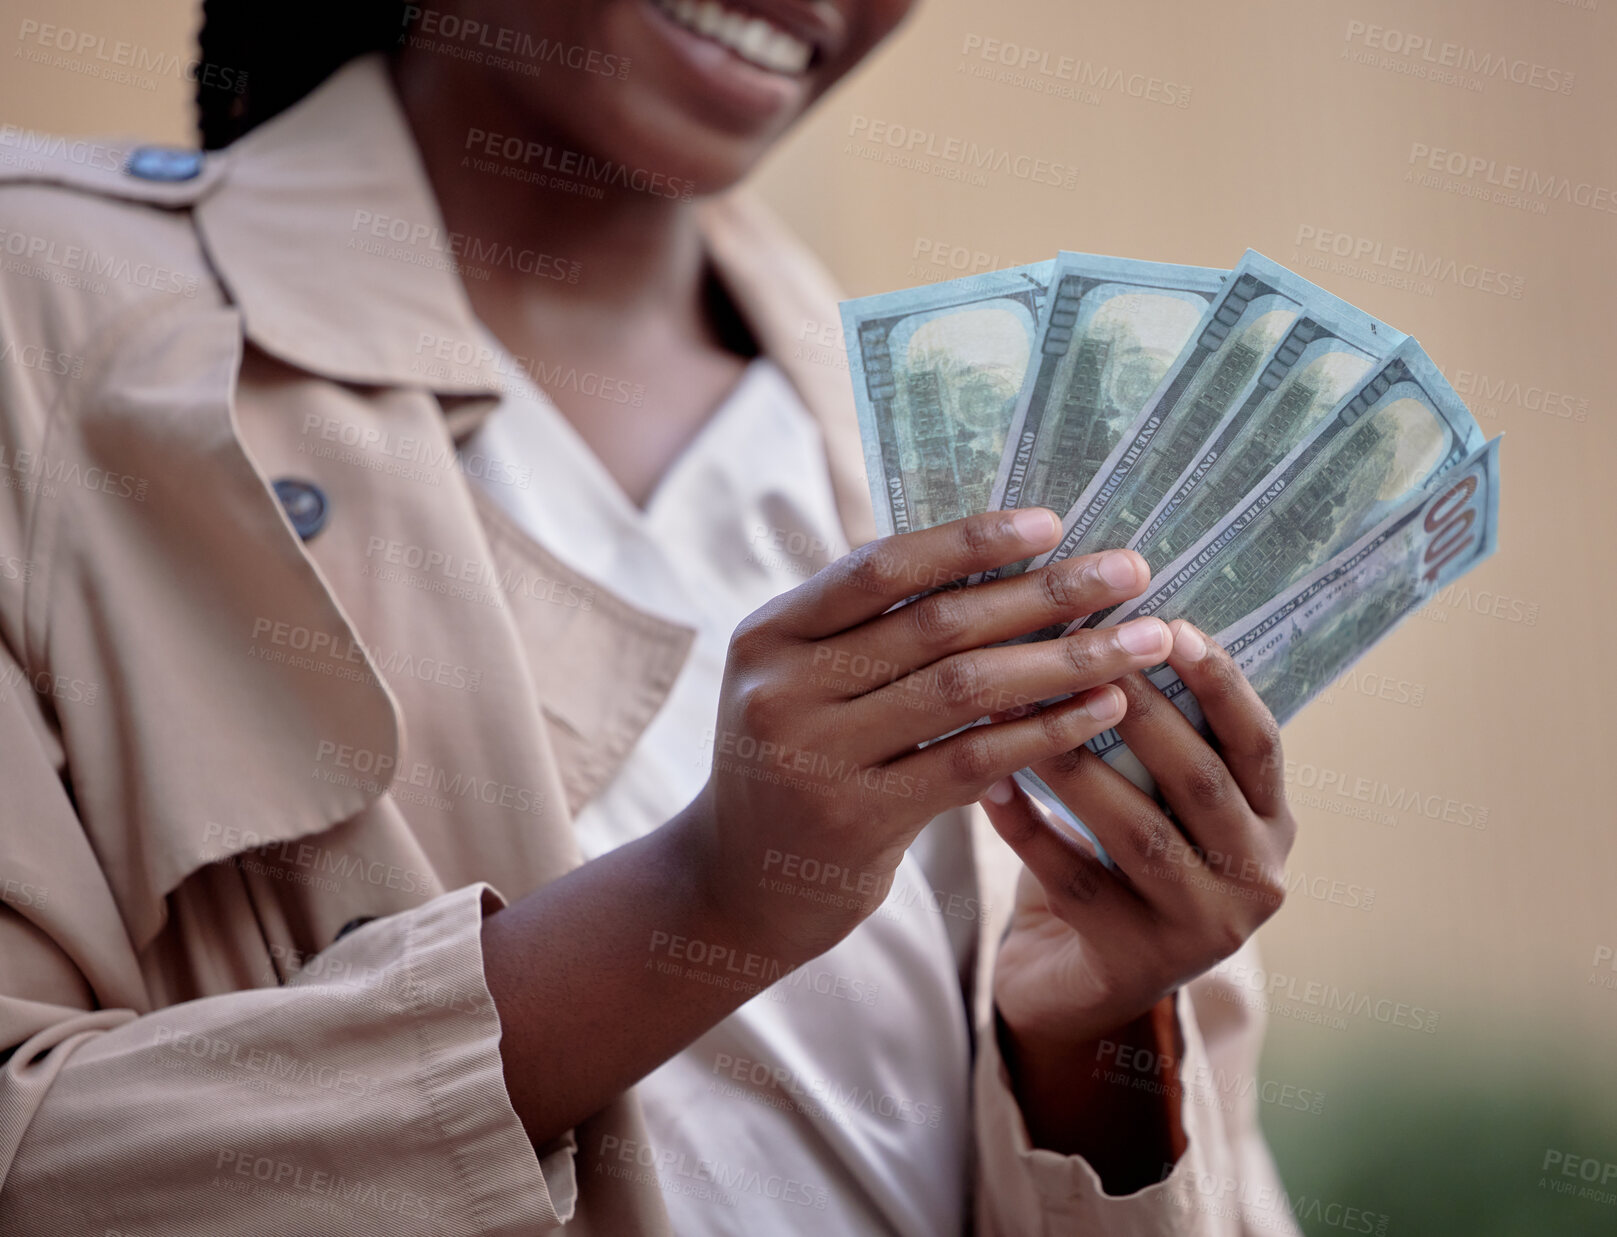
[1272,810,1299,857]
[841,543,893,597]
[1128,812,1176,863]
[1061,856,1106,905]
[1118,673,1159,719]
[1041,736,1093,779]
[1056,633,1103,683]
[1041,701,1107,758]
[1202,646,1243,693]
[930,655,984,709]
[728,614,773,665]
[946,729,998,787]
[956,516,998,563]
[1039,703,1085,751]
[1182,755,1234,813]
[910,591,971,647]
[1246,715,1284,765]
[734,679,785,733]
[1254,871,1288,919]
[1036,564,1083,615]
[1209,916,1252,963]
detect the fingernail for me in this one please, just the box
[1116,617,1170,657]
[1011,507,1059,545]
[983,776,1016,805]
[1085,685,1125,725]
[1097,550,1140,590]
[1172,620,1207,663]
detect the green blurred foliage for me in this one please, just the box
[1258,1034,1617,1236]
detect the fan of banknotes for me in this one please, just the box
[841,250,1500,821]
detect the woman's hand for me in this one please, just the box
[979,619,1297,1183]
[688,509,1177,965]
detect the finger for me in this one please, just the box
[976,776,1140,921]
[767,508,1062,640]
[1024,740,1198,901]
[805,550,1151,692]
[1165,620,1286,819]
[849,616,1172,756]
[896,685,1126,815]
[1109,668,1254,857]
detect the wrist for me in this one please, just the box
[998,996,1187,1185]
[660,785,821,975]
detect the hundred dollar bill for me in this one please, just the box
[1127,279,1406,575]
[980,253,1225,581]
[1016,435,1498,859]
[1101,339,1487,639]
[842,261,1054,537]
[1129,436,1500,740]
[1037,251,1395,568]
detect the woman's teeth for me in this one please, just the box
[652,0,813,75]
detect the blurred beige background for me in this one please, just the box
[2,0,1612,1228]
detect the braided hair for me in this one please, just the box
[196,0,409,149]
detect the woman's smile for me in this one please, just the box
[637,0,841,127]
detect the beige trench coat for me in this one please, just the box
[0,54,1297,1237]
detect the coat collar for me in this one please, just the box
[193,53,876,545]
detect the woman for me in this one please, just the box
[0,1,1300,1233]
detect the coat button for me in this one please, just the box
[273,478,328,541]
[124,145,204,182]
